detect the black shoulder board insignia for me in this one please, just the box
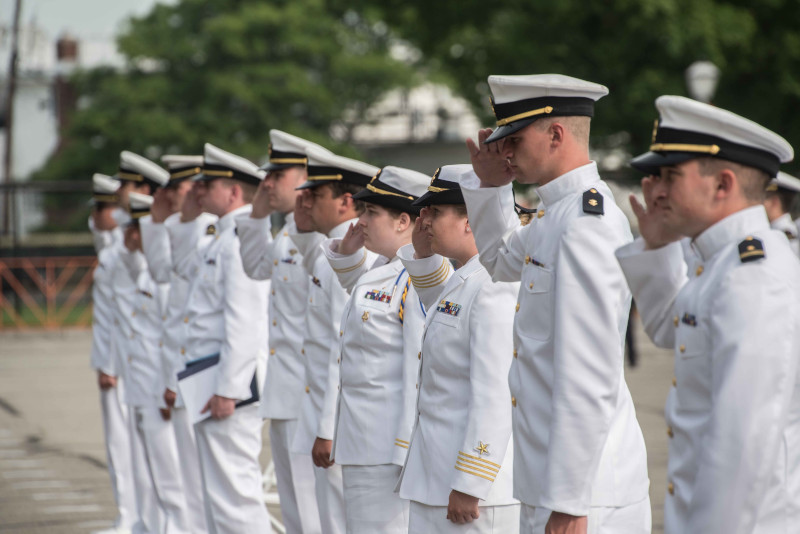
[582,188,604,215]
[206,224,216,235]
[738,236,765,263]
[784,230,796,241]
[234,227,238,236]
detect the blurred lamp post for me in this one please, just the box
[685,60,720,104]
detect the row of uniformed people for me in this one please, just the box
[88,70,800,534]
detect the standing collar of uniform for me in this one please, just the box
[692,205,770,262]
[328,218,358,239]
[283,211,295,226]
[535,161,599,207]
[771,212,795,234]
[217,204,252,232]
[454,253,482,279]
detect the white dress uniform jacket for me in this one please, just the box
[322,241,426,467]
[461,163,650,515]
[290,219,373,453]
[91,238,124,375]
[397,249,517,506]
[174,204,269,401]
[770,212,800,258]
[617,206,800,534]
[141,212,217,401]
[236,212,308,420]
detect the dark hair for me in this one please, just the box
[329,182,365,214]
[375,204,419,222]
[768,189,797,214]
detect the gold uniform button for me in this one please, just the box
[337,358,340,364]
[525,256,531,265]
[673,315,679,327]
[362,311,369,322]
[339,330,343,337]
[301,349,305,355]
[515,303,520,312]
[513,349,518,359]
[418,352,421,360]
[283,231,288,236]
[415,383,418,390]
[667,426,674,438]
[162,314,167,321]
[159,341,163,348]
[537,209,545,218]
[668,482,674,495]
[273,260,278,266]
[181,348,186,355]
[184,316,189,324]
[271,289,275,296]
[131,311,137,317]
[679,345,686,353]
[696,265,704,276]
[305,386,310,393]
[309,298,313,304]
[672,377,677,387]
[529,282,534,289]
[511,396,517,407]
[272,320,277,326]
[283,276,287,281]
[270,349,276,355]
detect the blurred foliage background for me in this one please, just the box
[31,0,800,211]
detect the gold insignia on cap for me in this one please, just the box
[474,442,490,456]
[651,119,659,144]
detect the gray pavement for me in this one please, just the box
[0,320,673,533]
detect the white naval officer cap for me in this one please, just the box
[194,143,266,185]
[631,95,794,177]
[161,155,204,185]
[296,145,379,190]
[413,164,474,207]
[91,173,121,205]
[352,166,431,215]
[485,74,609,144]
[116,151,170,188]
[262,130,332,172]
[128,192,154,220]
[767,171,800,194]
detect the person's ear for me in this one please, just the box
[464,218,473,235]
[397,212,411,232]
[550,122,565,148]
[716,168,736,200]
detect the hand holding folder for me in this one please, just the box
[177,354,259,425]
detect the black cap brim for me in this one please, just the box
[412,189,465,207]
[260,162,305,173]
[484,118,538,144]
[352,190,421,215]
[295,180,332,190]
[629,151,699,176]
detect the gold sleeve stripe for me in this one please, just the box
[454,465,495,482]
[395,442,409,449]
[458,454,500,474]
[410,271,449,289]
[457,451,502,469]
[455,460,498,479]
[395,438,410,445]
[409,258,449,282]
[332,252,366,273]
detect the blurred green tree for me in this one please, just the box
[34,0,413,229]
[336,0,800,168]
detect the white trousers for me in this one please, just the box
[99,382,137,530]
[130,405,191,534]
[409,501,520,534]
[519,497,651,534]
[269,419,321,534]
[312,461,345,534]
[195,404,272,534]
[341,464,408,534]
[171,406,208,533]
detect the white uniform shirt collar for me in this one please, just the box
[454,253,482,280]
[284,211,295,226]
[692,205,770,262]
[218,204,252,232]
[536,161,599,206]
[771,212,796,235]
[328,218,358,239]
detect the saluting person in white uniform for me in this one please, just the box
[320,166,430,533]
[763,171,800,258]
[172,143,272,534]
[289,146,379,534]
[237,131,331,534]
[89,174,137,534]
[119,192,191,534]
[396,165,520,533]
[138,155,214,534]
[463,74,650,534]
[617,96,800,534]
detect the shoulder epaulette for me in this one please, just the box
[784,230,796,241]
[738,236,765,263]
[206,224,216,235]
[582,188,604,215]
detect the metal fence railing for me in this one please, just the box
[0,256,96,330]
